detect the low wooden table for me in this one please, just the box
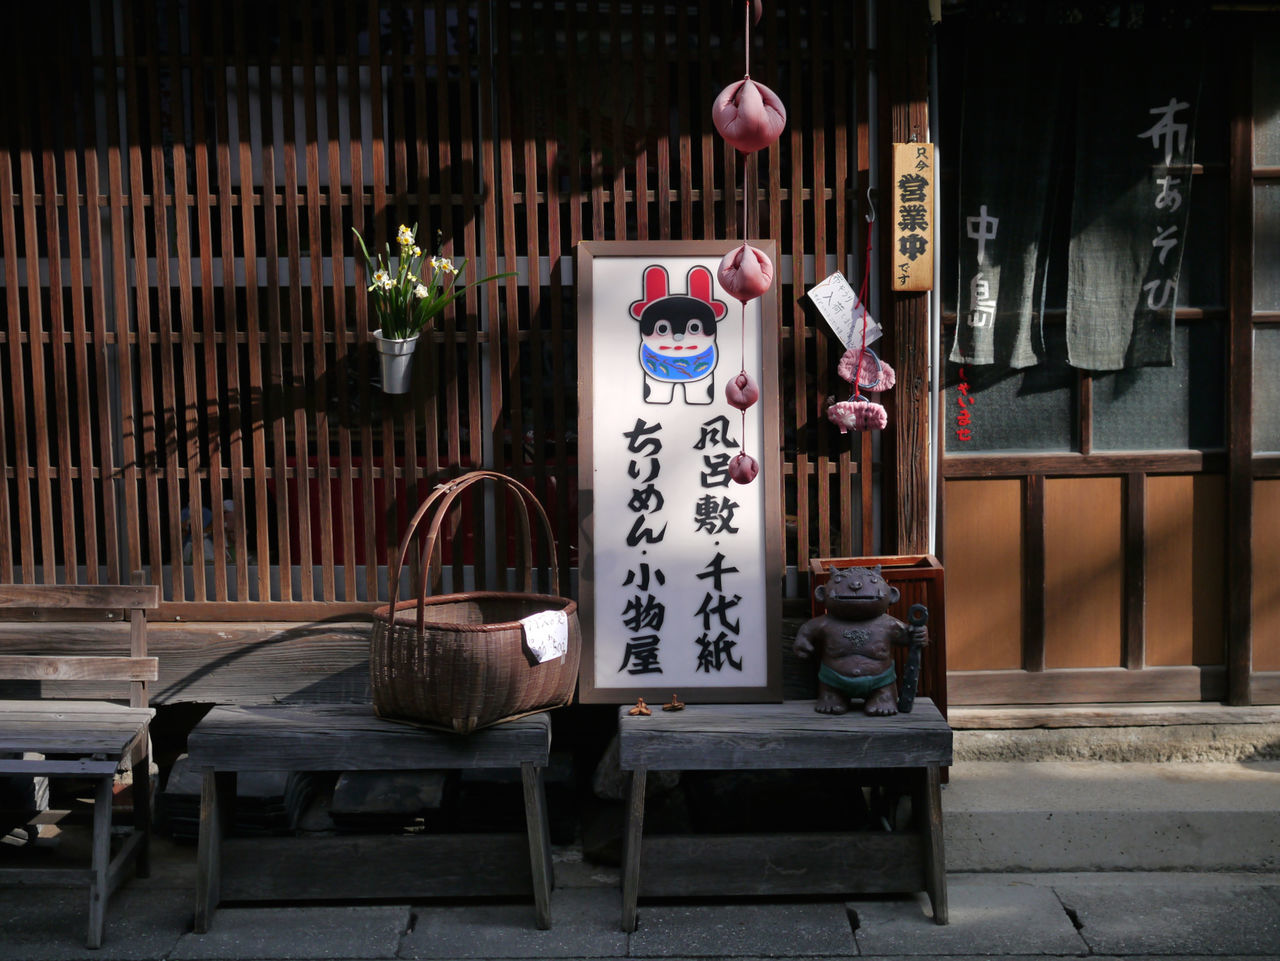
[617,699,952,931]
[188,705,554,929]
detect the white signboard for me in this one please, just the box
[576,241,782,703]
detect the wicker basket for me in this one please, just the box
[370,471,581,734]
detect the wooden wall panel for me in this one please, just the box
[942,479,1023,671]
[1044,476,1123,669]
[1145,475,1226,667]
[1253,479,1280,671]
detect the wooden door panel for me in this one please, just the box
[1253,480,1280,672]
[943,479,1023,671]
[1146,475,1226,666]
[1044,477,1123,669]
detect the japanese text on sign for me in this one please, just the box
[891,142,934,292]
[1138,97,1190,313]
[583,252,773,699]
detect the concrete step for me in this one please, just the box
[948,704,1280,763]
[943,759,1280,872]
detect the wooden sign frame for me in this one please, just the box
[891,142,935,292]
[576,240,783,704]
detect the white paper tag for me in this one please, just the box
[521,609,568,664]
[806,272,881,350]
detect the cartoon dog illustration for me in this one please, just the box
[629,265,728,405]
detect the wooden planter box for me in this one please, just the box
[807,554,947,718]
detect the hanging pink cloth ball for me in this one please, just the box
[725,371,760,411]
[712,77,787,154]
[728,452,760,484]
[717,243,774,304]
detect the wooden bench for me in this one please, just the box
[0,580,160,949]
[617,699,952,932]
[188,704,555,930]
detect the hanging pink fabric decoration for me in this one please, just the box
[837,347,896,392]
[712,77,787,155]
[725,370,760,411]
[728,452,760,485]
[717,243,774,304]
[827,397,888,434]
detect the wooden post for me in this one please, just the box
[1226,30,1254,706]
[878,0,933,554]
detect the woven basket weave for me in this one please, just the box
[370,471,581,734]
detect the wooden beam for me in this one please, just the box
[1022,475,1046,672]
[0,655,158,682]
[1226,29,1255,705]
[948,666,1227,705]
[1123,472,1146,670]
[878,0,932,554]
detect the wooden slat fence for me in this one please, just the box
[0,0,875,618]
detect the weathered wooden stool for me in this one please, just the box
[188,704,554,929]
[617,699,952,931]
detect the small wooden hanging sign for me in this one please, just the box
[891,142,935,292]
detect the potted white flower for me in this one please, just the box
[353,223,513,394]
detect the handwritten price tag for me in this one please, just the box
[521,609,569,663]
[805,272,881,350]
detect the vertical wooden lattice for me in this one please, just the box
[0,1,873,616]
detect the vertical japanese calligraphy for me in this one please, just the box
[954,367,974,443]
[891,143,935,292]
[577,243,783,703]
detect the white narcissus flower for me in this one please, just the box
[431,255,458,275]
[369,268,391,291]
[411,246,422,257]
[379,274,396,290]
[397,224,415,246]
[414,283,429,299]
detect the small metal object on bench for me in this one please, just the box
[0,577,160,949]
[617,699,952,932]
[188,704,555,931]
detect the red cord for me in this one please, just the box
[852,217,874,400]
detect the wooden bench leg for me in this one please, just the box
[621,767,646,933]
[86,774,113,948]
[195,769,234,933]
[134,735,152,879]
[922,764,948,925]
[521,762,553,930]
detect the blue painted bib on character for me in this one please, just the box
[639,344,718,383]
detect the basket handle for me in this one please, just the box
[387,471,561,632]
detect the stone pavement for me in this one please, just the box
[1,833,1278,961]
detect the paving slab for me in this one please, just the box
[849,878,1085,956]
[169,905,409,960]
[0,882,190,961]
[1055,881,1280,956]
[627,901,853,957]
[399,888,626,959]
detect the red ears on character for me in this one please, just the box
[629,265,729,321]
